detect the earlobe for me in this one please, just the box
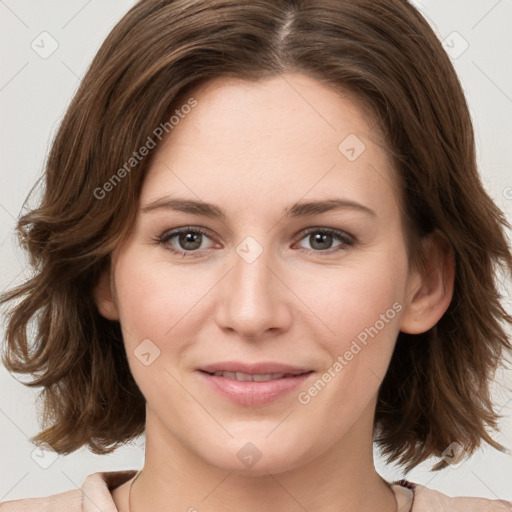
[93,268,120,321]
[400,232,455,334]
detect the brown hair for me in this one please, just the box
[1,0,511,472]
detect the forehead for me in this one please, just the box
[142,73,401,223]
[172,73,379,154]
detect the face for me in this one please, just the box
[101,73,419,475]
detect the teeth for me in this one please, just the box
[212,371,287,381]
[250,373,286,381]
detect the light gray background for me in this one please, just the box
[1,0,511,503]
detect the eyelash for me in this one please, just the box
[154,226,355,258]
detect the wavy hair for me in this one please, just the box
[1,0,511,471]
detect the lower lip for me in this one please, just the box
[197,371,313,406]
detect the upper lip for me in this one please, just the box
[198,361,312,375]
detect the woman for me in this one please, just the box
[1,0,511,510]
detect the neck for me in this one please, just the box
[127,407,397,512]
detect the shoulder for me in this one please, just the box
[0,470,137,512]
[0,489,82,512]
[393,480,512,512]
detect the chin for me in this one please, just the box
[198,433,317,476]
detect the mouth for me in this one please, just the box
[198,361,312,375]
[196,361,314,406]
[201,370,309,382]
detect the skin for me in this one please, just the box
[95,73,454,511]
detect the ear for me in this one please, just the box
[400,231,455,334]
[93,267,120,321]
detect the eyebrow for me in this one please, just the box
[141,197,376,220]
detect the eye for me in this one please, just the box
[156,226,218,257]
[155,226,355,258]
[294,228,355,254]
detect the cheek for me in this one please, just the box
[301,242,409,380]
[293,256,407,430]
[113,250,214,343]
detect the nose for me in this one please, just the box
[214,242,293,340]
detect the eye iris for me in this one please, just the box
[179,232,202,250]
[310,232,333,250]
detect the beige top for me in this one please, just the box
[0,471,511,511]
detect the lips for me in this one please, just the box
[196,361,314,406]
